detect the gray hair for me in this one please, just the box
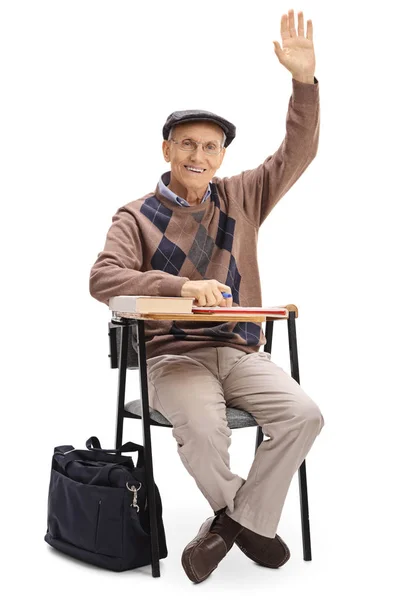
[168,125,226,148]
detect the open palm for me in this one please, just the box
[273,10,315,79]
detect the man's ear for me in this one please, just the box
[162,140,170,162]
[218,147,226,167]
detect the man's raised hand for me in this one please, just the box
[273,9,315,83]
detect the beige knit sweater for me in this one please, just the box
[89,77,320,359]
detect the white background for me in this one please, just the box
[1,0,399,597]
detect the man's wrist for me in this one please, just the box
[292,74,315,84]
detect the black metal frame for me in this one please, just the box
[109,310,312,577]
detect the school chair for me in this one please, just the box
[108,305,312,577]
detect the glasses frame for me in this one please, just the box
[169,137,224,156]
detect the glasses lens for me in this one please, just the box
[204,142,221,155]
[177,138,221,155]
[179,139,197,151]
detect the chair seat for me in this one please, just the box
[124,399,258,429]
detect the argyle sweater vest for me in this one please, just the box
[90,78,320,359]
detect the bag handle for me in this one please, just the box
[66,461,133,487]
[85,462,121,486]
[85,436,102,449]
[54,438,144,470]
[85,436,144,456]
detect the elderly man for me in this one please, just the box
[90,9,324,584]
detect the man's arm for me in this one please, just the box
[216,9,319,228]
[218,76,319,227]
[89,207,189,305]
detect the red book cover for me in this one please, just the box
[192,306,288,317]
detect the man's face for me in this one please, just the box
[162,121,226,196]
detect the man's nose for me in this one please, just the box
[190,143,205,159]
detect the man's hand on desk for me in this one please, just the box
[181,279,233,308]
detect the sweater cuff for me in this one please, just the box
[292,76,319,105]
[158,275,190,297]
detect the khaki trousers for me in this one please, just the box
[146,346,324,538]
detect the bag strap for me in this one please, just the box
[54,449,131,470]
[85,436,102,449]
[54,438,144,470]
[85,436,144,457]
[86,462,122,486]
[66,461,135,487]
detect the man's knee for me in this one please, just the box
[298,396,324,434]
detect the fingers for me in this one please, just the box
[288,9,296,36]
[199,288,224,307]
[280,9,312,39]
[307,19,313,41]
[280,14,290,40]
[297,11,304,37]
[218,292,233,307]
[195,280,233,307]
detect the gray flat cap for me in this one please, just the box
[162,109,236,147]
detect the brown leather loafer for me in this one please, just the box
[181,511,244,583]
[234,525,290,568]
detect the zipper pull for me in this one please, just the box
[126,481,142,512]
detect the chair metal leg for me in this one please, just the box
[137,319,161,578]
[115,323,129,449]
[255,425,263,451]
[287,310,312,561]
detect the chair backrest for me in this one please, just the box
[108,322,139,369]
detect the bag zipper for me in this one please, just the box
[94,499,102,548]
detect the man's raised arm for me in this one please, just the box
[218,9,319,227]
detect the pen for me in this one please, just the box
[222,292,232,298]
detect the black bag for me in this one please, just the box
[44,436,168,571]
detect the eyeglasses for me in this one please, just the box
[170,137,223,155]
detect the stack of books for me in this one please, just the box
[109,296,288,318]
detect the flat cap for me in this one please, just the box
[162,109,236,147]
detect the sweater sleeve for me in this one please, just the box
[218,77,320,228]
[89,207,190,306]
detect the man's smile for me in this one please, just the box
[184,165,206,174]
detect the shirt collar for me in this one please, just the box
[158,171,211,207]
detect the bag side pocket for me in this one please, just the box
[48,469,124,558]
[94,490,124,557]
[47,469,101,553]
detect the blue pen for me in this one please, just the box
[222,292,232,298]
